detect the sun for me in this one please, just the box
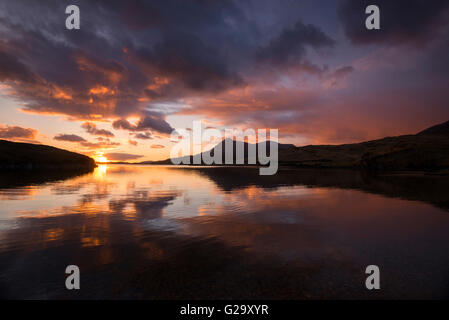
[97,156,108,163]
[93,152,108,163]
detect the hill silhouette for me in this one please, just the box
[150,120,449,171]
[148,139,293,165]
[0,139,96,171]
[282,120,449,170]
[417,120,449,135]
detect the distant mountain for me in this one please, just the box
[149,120,449,171]
[97,161,131,165]
[0,139,96,171]
[150,139,295,165]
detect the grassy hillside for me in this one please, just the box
[0,139,96,171]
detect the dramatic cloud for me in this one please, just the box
[1,0,448,148]
[0,51,36,82]
[0,125,37,139]
[111,119,134,131]
[134,132,153,140]
[54,133,120,149]
[135,33,244,94]
[112,111,173,134]
[151,144,165,149]
[338,0,449,46]
[136,112,174,134]
[54,134,86,142]
[257,21,335,69]
[128,139,137,146]
[105,153,143,161]
[82,122,115,137]
[0,0,252,121]
[0,1,334,120]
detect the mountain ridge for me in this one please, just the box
[147,120,449,171]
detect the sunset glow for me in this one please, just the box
[1,0,449,303]
[0,0,447,162]
[96,156,108,163]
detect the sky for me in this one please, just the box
[0,0,448,162]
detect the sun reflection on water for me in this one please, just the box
[94,164,108,179]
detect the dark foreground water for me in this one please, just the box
[0,165,449,299]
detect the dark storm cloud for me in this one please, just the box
[257,21,335,68]
[82,122,115,137]
[136,111,173,134]
[0,0,252,120]
[7,0,432,146]
[0,50,36,82]
[112,111,173,134]
[54,134,86,142]
[338,0,449,46]
[118,0,161,30]
[135,33,244,93]
[0,125,37,139]
[0,0,334,122]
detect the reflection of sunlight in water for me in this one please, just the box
[81,236,103,247]
[94,164,108,179]
[0,165,388,227]
[1,165,449,299]
[43,228,64,242]
[1,166,449,255]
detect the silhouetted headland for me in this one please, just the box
[0,139,96,172]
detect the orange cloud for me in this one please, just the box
[0,124,37,141]
[89,86,115,96]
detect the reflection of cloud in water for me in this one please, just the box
[0,187,37,200]
[109,190,179,221]
[106,166,139,175]
[50,181,88,195]
[1,165,449,299]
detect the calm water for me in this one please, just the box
[0,165,449,299]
